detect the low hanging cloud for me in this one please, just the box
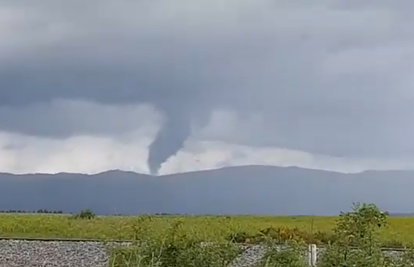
[1,0,414,174]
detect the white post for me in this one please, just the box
[308,244,317,266]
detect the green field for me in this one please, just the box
[0,214,413,247]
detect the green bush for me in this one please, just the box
[258,240,308,267]
[255,203,414,267]
[318,202,414,267]
[72,209,96,220]
[226,231,255,243]
[108,203,414,267]
[109,218,240,267]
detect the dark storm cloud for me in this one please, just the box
[0,100,160,138]
[1,0,414,163]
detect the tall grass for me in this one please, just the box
[2,204,414,266]
[106,204,414,267]
[108,217,240,267]
[1,213,414,246]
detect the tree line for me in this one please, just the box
[0,209,64,214]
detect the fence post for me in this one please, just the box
[308,244,317,266]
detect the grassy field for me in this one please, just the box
[0,213,413,247]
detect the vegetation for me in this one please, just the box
[0,211,412,247]
[2,203,414,266]
[107,204,414,267]
[109,217,241,267]
[0,209,63,214]
[72,209,96,220]
[253,203,414,267]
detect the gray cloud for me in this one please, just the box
[0,100,160,137]
[1,0,414,167]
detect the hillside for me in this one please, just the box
[0,166,413,215]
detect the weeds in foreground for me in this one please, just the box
[109,203,414,267]
[109,217,240,267]
[317,203,414,267]
[258,239,308,267]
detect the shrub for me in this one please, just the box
[260,227,311,243]
[72,209,96,220]
[250,226,335,245]
[258,239,308,267]
[317,202,414,267]
[109,203,414,267]
[226,231,254,243]
[254,203,414,267]
[110,217,240,267]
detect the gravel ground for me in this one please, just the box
[229,244,267,267]
[0,240,130,267]
[0,240,269,267]
[0,240,408,267]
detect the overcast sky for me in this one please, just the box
[1,0,414,174]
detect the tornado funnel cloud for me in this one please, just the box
[147,114,191,175]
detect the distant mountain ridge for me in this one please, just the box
[1,165,414,216]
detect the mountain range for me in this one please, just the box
[0,165,413,216]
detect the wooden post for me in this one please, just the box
[308,244,317,266]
